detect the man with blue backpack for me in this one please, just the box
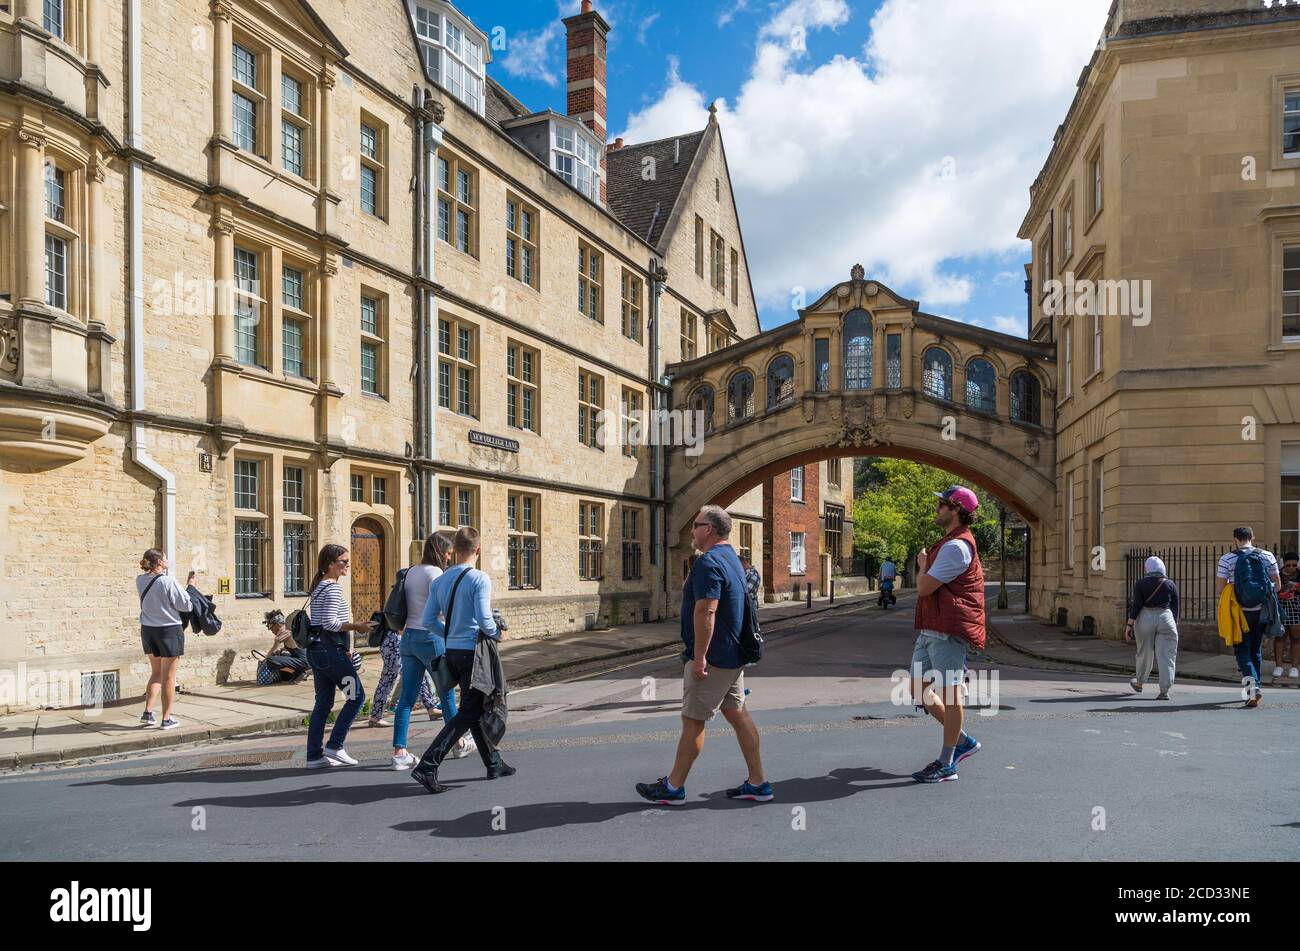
[1215,526,1281,708]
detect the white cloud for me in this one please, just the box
[637,12,660,44]
[499,21,564,87]
[718,0,752,28]
[984,314,1027,337]
[616,0,1112,318]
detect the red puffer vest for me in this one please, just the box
[914,525,986,649]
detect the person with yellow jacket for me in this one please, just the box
[1215,527,1280,708]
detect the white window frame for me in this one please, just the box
[414,5,486,116]
[790,466,804,502]
[790,532,806,576]
[551,121,601,202]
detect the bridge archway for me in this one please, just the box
[665,268,1057,555]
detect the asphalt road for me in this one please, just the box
[2,591,1298,861]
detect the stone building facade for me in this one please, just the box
[0,0,770,708]
[1020,0,1300,639]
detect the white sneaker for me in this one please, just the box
[322,747,358,766]
[1272,666,1284,679]
[306,757,341,769]
[391,751,417,770]
[450,737,476,759]
[1289,667,1299,679]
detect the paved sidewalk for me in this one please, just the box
[987,610,1248,684]
[0,590,875,770]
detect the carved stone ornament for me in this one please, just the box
[0,315,19,374]
[850,263,865,283]
[832,422,887,449]
[899,393,914,419]
[470,445,520,474]
[1024,437,1040,459]
[431,100,447,124]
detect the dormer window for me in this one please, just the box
[553,123,600,202]
[414,2,487,116]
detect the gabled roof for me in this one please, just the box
[604,129,707,247]
[485,76,529,125]
[294,0,349,58]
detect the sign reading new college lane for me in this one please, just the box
[469,430,520,453]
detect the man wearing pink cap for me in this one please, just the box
[910,485,986,783]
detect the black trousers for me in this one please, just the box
[417,648,501,771]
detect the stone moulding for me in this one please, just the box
[0,396,113,465]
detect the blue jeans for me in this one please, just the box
[306,643,366,760]
[393,628,457,750]
[1234,611,1267,684]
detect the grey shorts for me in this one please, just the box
[681,661,745,721]
[142,624,185,658]
[910,632,968,688]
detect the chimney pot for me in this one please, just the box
[582,0,593,12]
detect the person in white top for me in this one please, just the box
[368,544,443,732]
[136,549,196,729]
[390,533,473,769]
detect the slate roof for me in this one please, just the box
[604,130,707,248]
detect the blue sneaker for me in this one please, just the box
[953,735,981,765]
[636,777,687,806]
[912,760,959,783]
[725,780,774,802]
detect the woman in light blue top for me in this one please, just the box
[391,533,471,769]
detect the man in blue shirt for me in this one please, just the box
[636,505,772,806]
[411,527,514,794]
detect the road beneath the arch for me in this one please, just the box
[2,589,1297,861]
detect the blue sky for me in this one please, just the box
[450,0,1113,335]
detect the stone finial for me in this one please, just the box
[850,263,865,283]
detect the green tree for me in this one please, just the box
[851,458,1003,568]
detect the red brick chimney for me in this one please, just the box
[563,0,611,202]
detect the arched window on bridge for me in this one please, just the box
[727,370,755,423]
[922,347,952,402]
[766,355,795,410]
[843,309,873,390]
[1010,369,1041,426]
[965,358,996,415]
[689,385,715,434]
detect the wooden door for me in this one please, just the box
[350,518,385,639]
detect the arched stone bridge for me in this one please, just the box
[664,268,1057,555]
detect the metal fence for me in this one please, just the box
[1123,543,1281,625]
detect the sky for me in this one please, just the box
[449,0,1115,335]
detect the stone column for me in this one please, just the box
[318,254,337,387]
[212,1,233,142]
[317,67,336,234]
[829,327,842,393]
[17,0,43,27]
[16,126,47,310]
[902,323,915,390]
[87,148,110,323]
[214,215,235,361]
[872,324,885,389]
[86,0,100,63]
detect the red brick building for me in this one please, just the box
[763,465,822,601]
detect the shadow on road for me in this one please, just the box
[1030,693,1137,704]
[1084,701,1244,714]
[389,765,916,838]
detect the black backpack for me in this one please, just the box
[382,568,410,632]
[738,585,763,666]
[288,585,328,647]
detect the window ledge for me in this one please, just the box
[1082,368,1103,387]
[1267,340,1300,352]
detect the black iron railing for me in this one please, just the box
[1123,543,1281,625]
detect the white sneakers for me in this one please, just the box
[1273,666,1285,679]
[391,750,418,770]
[1291,667,1299,679]
[322,747,358,766]
[450,736,476,759]
[305,757,340,769]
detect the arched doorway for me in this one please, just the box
[350,517,387,635]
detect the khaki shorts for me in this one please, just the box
[681,660,745,721]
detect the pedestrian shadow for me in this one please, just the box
[1274,822,1300,829]
[390,766,916,838]
[69,763,416,789]
[1030,693,1139,704]
[171,781,434,809]
[570,700,681,713]
[1083,701,1243,714]
[1,722,158,737]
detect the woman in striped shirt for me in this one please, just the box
[304,544,374,769]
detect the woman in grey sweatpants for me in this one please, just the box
[1125,556,1181,699]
